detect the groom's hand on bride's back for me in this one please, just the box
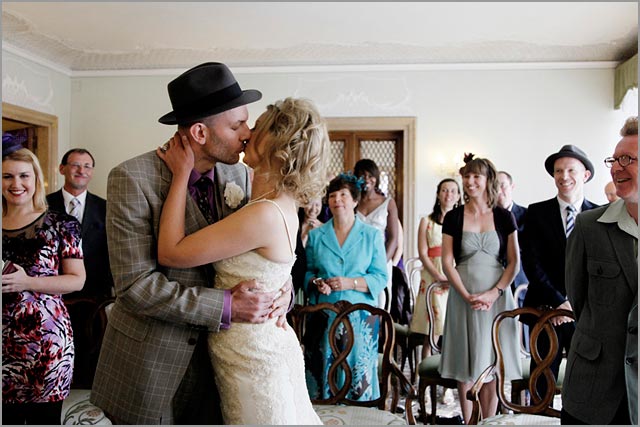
[230,279,281,324]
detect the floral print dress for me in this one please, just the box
[2,210,83,403]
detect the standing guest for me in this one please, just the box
[354,158,400,310]
[410,178,461,360]
[561,116,638,425]
[2,137,85,425]
[47,148,113,299]
[300,196,324,247]
[439,154,521,425]
[304,173,388,401]
[521,144,598,399]
[90,62,291,425]
[47,149,113,388]
[604,180,620,203]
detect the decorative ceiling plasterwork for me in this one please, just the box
[2,9,637,73]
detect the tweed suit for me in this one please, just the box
[90,150,251,424]
[562,201,638,424]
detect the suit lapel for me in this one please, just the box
[548,198,566,246]
[318,220,344,259]
[341,220,365,257]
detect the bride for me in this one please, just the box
[156,97,328,424]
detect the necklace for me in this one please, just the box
[251,189,275,202]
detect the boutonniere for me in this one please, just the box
[224,182,244,209]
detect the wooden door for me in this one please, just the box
[327,130,404,222]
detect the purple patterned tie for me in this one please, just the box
[195,177,215,224]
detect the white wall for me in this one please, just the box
[2,49,72,190]
[3,49,636,258]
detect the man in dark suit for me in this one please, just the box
[47,148,114,389]
[521,144,599,398]
[47,148,113,299]
[498,170,530,351]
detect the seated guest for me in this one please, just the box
[304,173,388,401]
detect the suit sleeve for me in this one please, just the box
[565,213,588,320]
[522,205,567,308]
[106,163,225,330]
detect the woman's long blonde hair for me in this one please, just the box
[251,97,330,205]
[2,147,48,215]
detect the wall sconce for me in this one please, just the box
[436,154,463,178]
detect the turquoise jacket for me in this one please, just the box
[304,217,388,305]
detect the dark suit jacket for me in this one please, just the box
[562,203,637,424]
[47,189,114,298]
[510,202,528,287]
[522,197,598,317]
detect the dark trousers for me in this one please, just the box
[561,397,631,424]
[3,401,64,425]
[530,321,574,401]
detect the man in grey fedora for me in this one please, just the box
[91,62,292,424]
[521,143,599,400]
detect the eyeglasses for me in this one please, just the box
[604,155,637,168]
[67,162,94,170]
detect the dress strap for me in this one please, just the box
[249,199,295,257]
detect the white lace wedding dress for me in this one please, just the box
[207,200,321,425]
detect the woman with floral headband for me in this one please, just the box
[304,173,388,401]
[156,97,328,424]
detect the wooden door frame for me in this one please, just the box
[326,117,417,260]
[2,102,59,193]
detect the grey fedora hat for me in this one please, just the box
[544,144,595,182]
[158,62,262,125]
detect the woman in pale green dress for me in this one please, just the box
[439,154,521,424]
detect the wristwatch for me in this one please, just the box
[497,287,504,297]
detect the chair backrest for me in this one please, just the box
[404,257,423,312]
[467,306,575,423]
[290,300,416,422]
[425,280,448,353]
[513,284,530,357]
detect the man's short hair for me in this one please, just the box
[620,116,638,137]
[61,148,95,166]
[498,170,513,184]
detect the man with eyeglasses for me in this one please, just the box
[562,116,638,425]
[521,143,599,402]
[46,148,114,388]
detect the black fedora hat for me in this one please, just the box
[158,62,262,125]
[544,144,595,182]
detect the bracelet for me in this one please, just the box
[353,278,358,290]
[312,277,321,286]
[496,287,504,297]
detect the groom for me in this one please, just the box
[91,62,292,424]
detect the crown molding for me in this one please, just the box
[3,42,620,78]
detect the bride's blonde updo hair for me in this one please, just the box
[252,97,330,205]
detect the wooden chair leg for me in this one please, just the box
[430,384,438,425]
[418,379,428,424]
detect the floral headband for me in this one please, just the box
[337,172,365,191]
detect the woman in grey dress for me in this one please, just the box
[439,154,521,424]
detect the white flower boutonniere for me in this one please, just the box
[224,182,245,209]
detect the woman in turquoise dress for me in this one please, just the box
[439,154,521,424]
[304,173,388,401]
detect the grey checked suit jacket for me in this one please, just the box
[561,204,638,424]
[90,150,251,424]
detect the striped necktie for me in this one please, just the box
[565,205,576,237]
[69,197,81,222]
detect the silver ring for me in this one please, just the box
[160,141,170,152]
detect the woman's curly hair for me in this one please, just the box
[251,97,330,205]
[458,152,500,208]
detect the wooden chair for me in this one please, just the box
[416,280,458,424]
[466,306,575,425]
[62,297,115,425]
[290,300,418,425]
[393,257,424,383]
